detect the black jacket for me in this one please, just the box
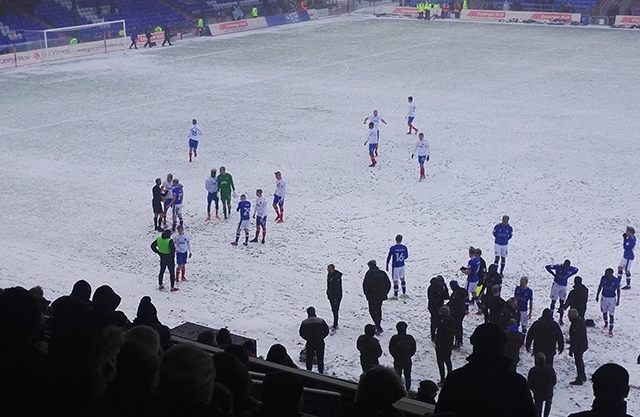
[363,267,391,302]
[485,264,502,289]
[435,315,455,350]
[565,283,589,316]
[356,335,382,365]
[427,278,449,314]
[447,287,468,318]
[477,257,487,286]
[499,304,520,330]
[299,316,329,344]
[326,270,343,301]
[526,312,564,355]
[527,363,556,399]
[484,295,506,326]
[504,326,524,366]
[389,333,416,363]
[569,316,588,354]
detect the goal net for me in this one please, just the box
[21,20,126,63]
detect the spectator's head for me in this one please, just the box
[71,279,92,301]
[213,352,253,405]
[261,371,304,412]
[111,328,161,398]
[535,352,546,366]
[592,363,629,400]
[197,330,217,347]
[396,321,408,335]
[488,263,498,275]
[327,263,335,274]
[306,306,316,317]
[29,286,51,315]
[216,328,232,346]
[364,324,377,336]
[439,306,450,316]
[470,323,506,353]
[135,296,158,324]
[224,344,250,369]
[159,344,215,407]
[367,259,377,269]
[92,285,121,312]
[266,343,296,368]
[242,339,256,356]
[507,297,517,309]
[355,365,406,406]
[435,275,445,285]
[542,308,553,320]
[574,276,582,286]
[0,286,42,342]
[127,325,160,355]
[507,318,517,327]
[568,308,579,321]
[450,280,459,290]
[416,379,439,405]
[491,284,500,296]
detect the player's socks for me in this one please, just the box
[194,150,197,157]
[235,233,240,243]
[262,230,266,243]
[189,151,192,162]
[251,230,259,242]
[280,209,284,221]
[393,283,399,297]
[401,282,407,294]
[419,166,425,178]
[180,219,184,227]
[500,262,505,274]
[172,222,177,231]
[244,232,249,245]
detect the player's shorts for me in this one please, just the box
[392,266,406,282]
[273,195,285,207]
[519,311,529,327]
[173,204,183,216]
[550,283,567,301]
[163,199,173,211]
[619,257,633,271]
[152,199,163,214]
[466,281,478,297]
[600,296,616,315]
[418,155,426,164]
[189,139,198,149]
[237,219,250,230]
[256,216,267,228]
[207,192,218,204]
[220,193,231,203]
[407,116,415,125]
[494,244,508,258]
[368,143,377,154]
[176,252,188,265]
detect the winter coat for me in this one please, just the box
[565,283,589,317]
[363,267,391,302]
[477,257,487,286]
[504,326,524,367]
[527,363,556,399]
[427,278,449,314]
[326,270,343,301]
[569,316,588,354]
[526,312,563,355]
[485,264,502,289]
[568,399,633,417]
[357,335,382,367]
[447,287,468,318]
[499,304,520,330]
[435,349,537,417]
[435,315,455,350]
[484,295,506,326]
[299,316,329,344]
[389,333,416,364]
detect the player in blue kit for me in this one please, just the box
[188,119,203,162]
[493,215,513,275]
[515,276,534,336]
[386,234,409,300]
[545,259,578,325]
[596,268,621,337]
[168,178,184,232]
[460,246,481,314]
[619,226,636,290]
[231,194,251,246]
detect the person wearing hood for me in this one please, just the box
[150,229,177,291]
[50,279,93,326]
[357,324,382,372]
[389,321,416,390]
[91,285,130,328]
[527,352,556,417]
[434,305,455,386]
[363,259,391,334]
[446,280,468,348]
[435,323,537,417]
[299,307,329,374]
[266,344,298,369]
[326,264,343,330]
[427,275,449,340]
[525,308,563,367]
[504,318,524,373]
[562,276,589,318]
[568,363,632,417]
[132,296,171,349]
[339,365,406,417]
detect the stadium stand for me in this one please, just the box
[0,14,46,45]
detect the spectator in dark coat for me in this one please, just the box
[363,259,391,334]
[339,366,406,417]
[299,306,329,373]
[131,296,171,350]
[427,275,449,340]
[213,352,260,415]
[216,328,233,347]
[484,263,503,290]
[389,321,416,391]
[475,248,487,293]
[50,279,93,326]
[483,284,506,326]
[526,308,564,367]
[326,264,343,329]
[91,285,130,329]
[434,305,455,386]
[504,318,524,373]
[162,25,172,46]
[568,363,632,417]
[527,352,556,417]
[249,371,309,417]
[500,297,520,330]
[357,324,382,372]
[568,308,588,385]
[446,280,467,348]
[266,343,298,369]
[416,380,439,405]
[435,323,537,417]
[197,329,218,347]
[563,276,589,318]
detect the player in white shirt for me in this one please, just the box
[174,224,192,282]
[251,188,269,243]
[407,96,418,135]
[273,171,287,223]
[188,119,203,162]
[363,122,378,167]
[161,173,174,227]
[205,168,219,220]
[411,132,430,180]
[363,109,387,156]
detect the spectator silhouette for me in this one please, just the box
[435,322,537,417]
[526,308,563,367]
[504,318,524,373]
[299,306,329,373]
[427,275,449,340]
[356,324,383,372]
[132,296,171,350]
[248,371,310,417]
[363,259,391,334]
[563,276,589,318]
[197,329,218,347]
[266,343,298,368]
[339,365,406,417]
[483,284,506,326]
[527,352,556,417]
[568,363,632,417]
[213,352,260,415]
[92,284,130,328]
[499,297,520,330]
[446,280,467,348]
[50,279,93,325]
[216,328,233,347]
[416,380,439,405]
[224,344,251,369]
[389,321,416,391]
[568,308,588,385]
[434,305,455,386]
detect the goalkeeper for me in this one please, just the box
[217,166,236,219]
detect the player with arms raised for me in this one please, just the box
[273,171,286,223]
[188,119,203,162]
[411,132,430,181]
[619,226,635,290]
[545,259,578,325]
[363,109,387,156]
[386,234,409,300]
[251,189,268,243]
[231,194,251,246]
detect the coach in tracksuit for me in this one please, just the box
[326,264,343,330]
[299,307,329,374]
[150,229,176,291]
